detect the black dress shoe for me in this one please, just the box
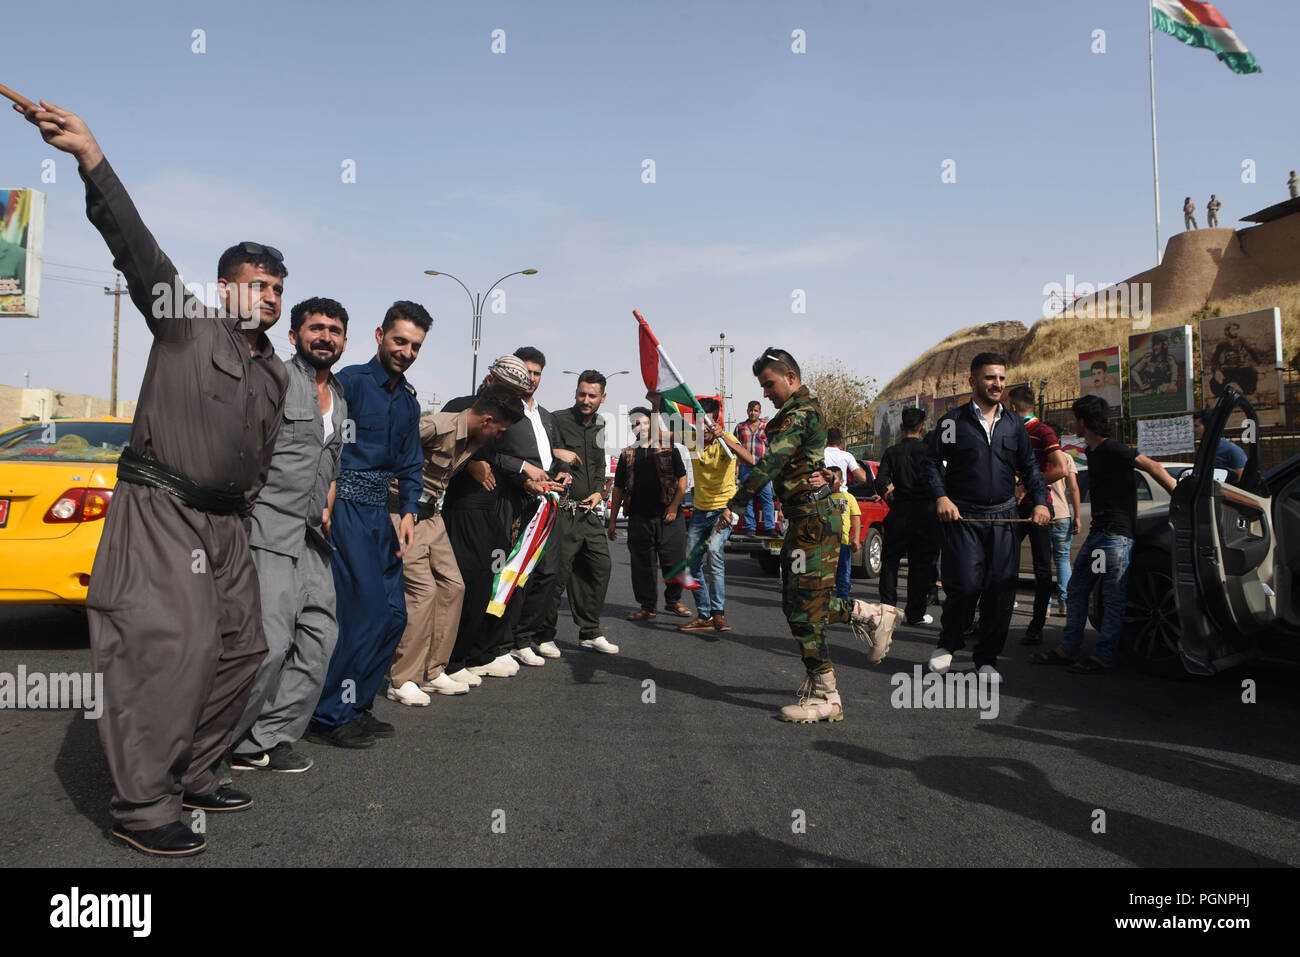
[1020,630,1044,646]
[355,711,395,737]
[182,785,253,812]
[306,720,376,749]
[111,821,207,857]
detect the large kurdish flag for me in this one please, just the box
[1153,1,1261,74]
[635,309,709,421]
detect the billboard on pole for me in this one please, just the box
[0,188,44,317]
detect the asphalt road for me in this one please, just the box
[2,544,1298,868]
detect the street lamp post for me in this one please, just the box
[424,268,539,393]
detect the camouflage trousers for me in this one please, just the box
[780,501,854,675]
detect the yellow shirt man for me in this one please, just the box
[691,436,738,512]
[832,489,861,546]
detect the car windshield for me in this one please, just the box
[0,422,132,464]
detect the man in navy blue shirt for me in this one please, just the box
[925,353,1049,679]
[1193,409,1247,483]
[310,301,428,747]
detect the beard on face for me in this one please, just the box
[297,337,341,370]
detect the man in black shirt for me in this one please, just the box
[875,407,939,626]
[1034,395,1176,673]
[608,407,691,620]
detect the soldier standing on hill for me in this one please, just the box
[1206,195,1221,227]
[717,348,897,724]
[1183,197,1197,231]
[1289,171,1298,199]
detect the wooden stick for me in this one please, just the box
[954,517,1037,523]
[0,83,37,112]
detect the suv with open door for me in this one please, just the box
[1164,384,1300,675]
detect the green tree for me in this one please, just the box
[803,359,878,441]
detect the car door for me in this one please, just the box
[1168,384,1278,675]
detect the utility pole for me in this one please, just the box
[709,332,734,429]
[104,275,127,417]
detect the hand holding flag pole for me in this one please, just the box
[633,309,734,460]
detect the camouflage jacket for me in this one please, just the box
[727,385,826,513]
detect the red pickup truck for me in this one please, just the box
[727,459,890,578]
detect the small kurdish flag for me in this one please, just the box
[1153,1,1261,74]
[635,309,711,423]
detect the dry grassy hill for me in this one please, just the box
[876,213,1300,413]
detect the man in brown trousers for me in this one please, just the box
[386,387,525,704]
[18,99,288,857]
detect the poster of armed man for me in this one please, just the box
[1128,325,1193,417]
[1199,308,1284,427]
[0,188,43,317]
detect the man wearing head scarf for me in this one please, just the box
[440,356,547,680]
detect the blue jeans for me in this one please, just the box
[1058,532,1133,664]
[835,543,852,600]
[687,507,731,618]
[737,464,776,532]
[1050,518,1072,609]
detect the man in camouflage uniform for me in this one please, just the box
[718,348,898,723]
[1183,197,1197,231]
[1206,194,1221,228]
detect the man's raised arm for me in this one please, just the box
[15,99,196,337]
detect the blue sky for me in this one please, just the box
[2,0,1296,424]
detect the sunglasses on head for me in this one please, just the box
[239,241,284,262]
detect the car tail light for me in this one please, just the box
[43,488,114,523]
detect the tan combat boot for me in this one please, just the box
[850,600,899,666]
[778,670,843,723]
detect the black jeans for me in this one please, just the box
[626,513,686,611]
[938,503,1019,668]
[879,499,940,622]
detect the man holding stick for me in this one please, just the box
[924,353,1050,680]
[14,96,288,856]
[717,348,897,724]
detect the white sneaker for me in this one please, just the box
[420,672,470,696]
[537,641,562,659]
[977,664,1002,683]
[447,668,482,688]
[499,653,521,675]
[908,613,934,625]
[580,635,620,654]
[511,647,546,667]
[386,680,431,707]
[928,647,954,674]
[468,656,515,678]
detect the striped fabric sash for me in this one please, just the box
[486,491,560,617]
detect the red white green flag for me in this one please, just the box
[1153,1,1261,74]
[635,309,711,422]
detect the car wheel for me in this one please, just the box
[1119,548,1185,676]
[851,527,883,579]
[756,553,779,575]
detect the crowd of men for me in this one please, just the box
[19,100,1217,861]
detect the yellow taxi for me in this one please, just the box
[0,416,131,605]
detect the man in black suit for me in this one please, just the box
[494,347,574,666]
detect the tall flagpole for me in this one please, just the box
[1148,0,1162,265]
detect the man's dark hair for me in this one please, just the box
[628,406,652,421]
[826,427,844,446]
[472,386,525,425]
[514,346,546,369]
[1091,359,1109,373]
[747,400,761,411]
[901,407,926,432]
[970,352,1007,374]
[381,300,433,333]
[217,242,288,282]
[752,347,801,378]
[828,465,843,477]
[289,297,349,335]
[1007,384,1035,411]
[1193,408,1210,425]
[1072,395,1112,436]
[698,397,720,417]
[577,369,606,391]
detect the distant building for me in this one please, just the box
[0,384,135,429]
